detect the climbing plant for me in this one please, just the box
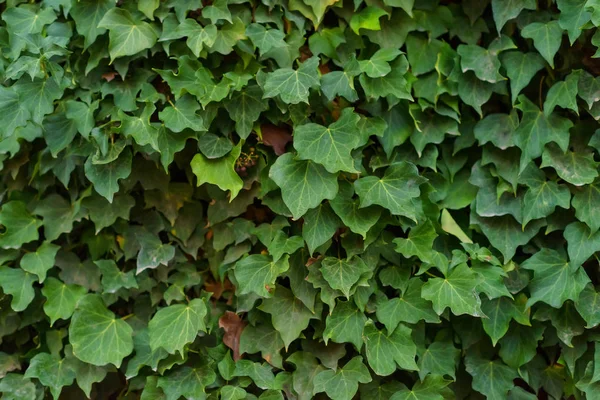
[1,0,600,399]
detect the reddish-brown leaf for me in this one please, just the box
[261,124,292,156]
[219,311,247,360]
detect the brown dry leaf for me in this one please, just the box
[204,278,233,300]
[219,311,247,360]
[261,124,292,156]
[102,72,118,82]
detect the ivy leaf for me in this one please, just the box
[481,295,531,345]
[376,279,440,333]
[158,95,205,133]
[578,70,600,109]
[500,51,546,105]
[313,356,372,400]
[421,263,484,317]
[148,298,208,355]
[85,148,133,203]
[24,353,75,400]
[557,0,591,44]
[363,322,418,376]
[321,256,371,298]
[0,374,37,400]
[465,353,517,399]
[69,295,133,367]
[234,254,290,298]
[519,164,571,228]
[498,323,545,368]
[544,72,579,115]
[470,215,544,262]
[157,363,216,400]
[2,7,57,35]
[541,143,598,186]
[575,284,600,328]
[269,153,339,220]
[259,286,315,349]
[389,375,452,400]
[0,266,36,312]
[70,0,115,48]
[491,0,536,33]
[263,56,320,104]
[175,19,217,57]
[0,201,41,249]
[293,108,361,174]
[354,162,427,221]
[323,300,366,350]
[225,84,269,139]
[572,179,600,233]
[359,49,402,78]
[82,194,135,234]
[198,133,233,159]
[246,24,286,53]
[457,36,515,83]
[41,277,87,326]
[19,242,59,283]
[514,96,572,172]
[417,340,460,380]
[393,220,440,266]
[98,8,158,61]
[521,21,563,68]
[95,260,138,294]
[330,183,381,239]
[564,221,600,267]
[350,6,388,35]
[191,143,243,201]
[302,203,341,255]
[0,86,30,137]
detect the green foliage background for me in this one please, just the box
[1,0,600,398]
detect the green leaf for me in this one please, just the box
[0,201,41,249]
[514,96,573,172]
[521,21,563,68]
[293,108,361,174]
[191,143,243,201]
[176,19,217,57]
[465,353,517,399]
[457,36,515,83]
[0,86,30,138]
[491,0,536,33]
[148,298,207,355]
[393,220,440,265]
[557,0,591,44]
[158,95,205,133]
[541,143,598,186]
[157,364,216,400]
[498,323,545,368]
[70,0,115,49]
[521,248,589,307]
[330,183,381,239]
[354,162,426,221]
[98,8,158,61]
[421,263,484,317]
[0,266,36,312]
[500,51,546,105]
[321,256,371,298]
[359,49,402,78]
[246,24,286,53]
[323,300,366,350]
[82,194,135,234]
[350,7,388,35]
[85,148,133,203]
[389,375,452,400]
[417,340,460,380]
[69,295,133,367]
[19,242,59,283]
[575,284,600,328]
[24,353,75,400]
[363,321,418,376]
[481,295,531,345]
[0,374,37,400]
[95,260,138,294]
[41,278,87,326]
[259,286,315,349]
[313,356,372,400]
[376,279,440,333]
[564,221,600,267]
[225,84,268,139]
[544,72,579,115]
[470,214,544,261]
[263,56,320,104]
[302,203,341,255]
[269,153,339,220]
[234,254,290,298]
[198,133,233,159]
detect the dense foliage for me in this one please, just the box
[2,0,600,398]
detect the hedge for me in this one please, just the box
[0,0,600,399]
